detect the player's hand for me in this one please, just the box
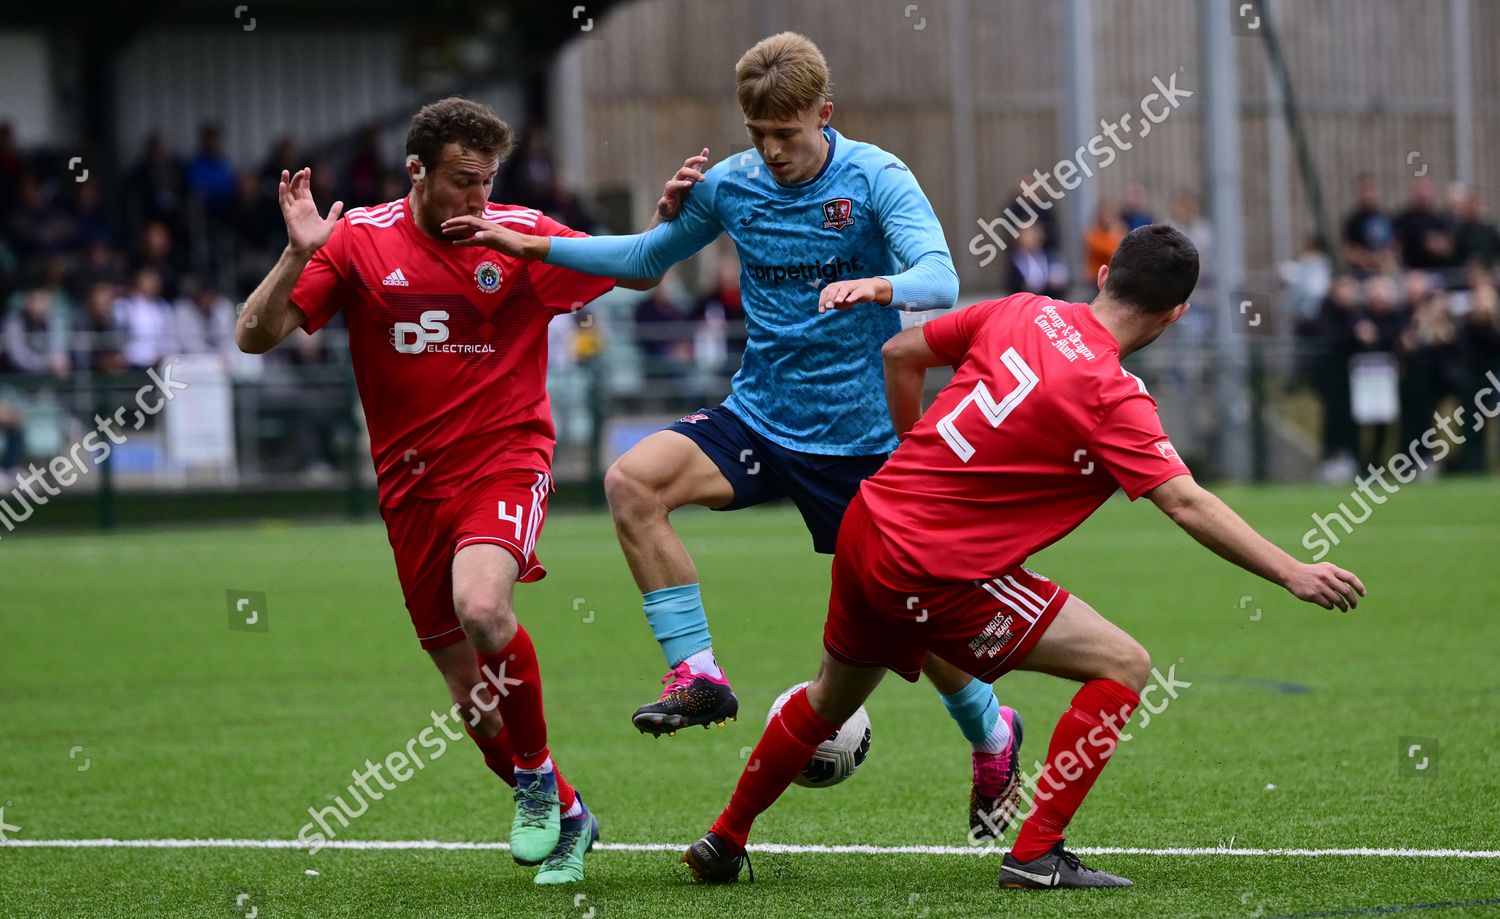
[656,148,709,221]
[818,278,893,313]
[440,216,536,258]
[1283,562,1366,611]
[280,168,343,257]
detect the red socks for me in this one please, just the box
[475,628,578,811]
[465,725,516,786]
[1011,679,1139,861]
[479,626,549,768]
[710,687,836,849]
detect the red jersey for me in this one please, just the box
[290,197,614,507]
[860,293,1190,583]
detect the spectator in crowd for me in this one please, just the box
[185,122,236,216]
[1397,281,1462,466]
[72,239,127,303]
[1006,225,1069,299]
[4,174,76,263]
[1167,192,1212,270]
[1120,182,1154,230]
[1007,174,1060,254]
[219,170,281,290]
[174,276,237,360]
[1342,174,1394,276]
[3,288,70,377]
[134,220,182,303]
[1454,272,1500,471]
[259,136,301,189]
[125,132,185,233]
[220,170,280,254]
[1082,199,1126,290]
[501,125,560,213]
[1283,234,1333,332]
[115,267,176,369]
[0,396,22,479]
[1454,191,1500,269]
[1312,274,1361,476]
[632,270,693,380]
[75,280,128,374]
[0,122,22,214]
[691,253,747,367]
[62,180,114,252]
[1351,275,1405,469]
[1391,177,1456,273]
[345,124,387,207]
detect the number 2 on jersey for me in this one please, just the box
[936,347,1038,462]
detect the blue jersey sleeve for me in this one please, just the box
[870,161,958,311]
[543,167,725,279]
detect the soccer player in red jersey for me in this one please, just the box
[235,98,648,884]
[683,225,1366,889]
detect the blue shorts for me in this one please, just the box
[667,406,889,554]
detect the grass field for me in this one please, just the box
[2,479,1499,917]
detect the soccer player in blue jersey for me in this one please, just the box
[442,33,1021,840]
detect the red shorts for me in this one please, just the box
[380,468,551,650]
[824,491,1067,683]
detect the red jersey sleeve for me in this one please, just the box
[289,219,349,334]
[920,299,1003,365]
[1087,392,1191,499]
[526,214,616,314]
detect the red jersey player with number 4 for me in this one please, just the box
[683,225,1366,891]
[236,98,648,885]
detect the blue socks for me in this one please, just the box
[940,678,1008,752]
[643,583,711,668]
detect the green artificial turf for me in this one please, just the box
[2,480,1498,917]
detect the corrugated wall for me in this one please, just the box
[563,0,1493,287]
[113,29,523,169]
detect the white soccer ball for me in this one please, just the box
[765,682,872,788]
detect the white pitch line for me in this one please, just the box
[2,839,1498,858]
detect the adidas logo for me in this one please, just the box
[382,268,410,287]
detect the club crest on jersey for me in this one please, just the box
[821,197,855,231]
[474,260,503,294]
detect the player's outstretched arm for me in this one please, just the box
[442,158,722,282]
[1148,475,1366,611]
[236,168,341,354]
[880,326,950,437]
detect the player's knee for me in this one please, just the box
[453,593,518,654]
[604,455,666,519]
[1108,639,1152,694]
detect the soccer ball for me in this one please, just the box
[765,682,872,788]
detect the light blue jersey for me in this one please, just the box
[545,127,957,455]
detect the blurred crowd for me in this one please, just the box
[1294,175,1500,478]
[6,115,1495,484]
[1003,176,1500,477]
[0,119,746,482]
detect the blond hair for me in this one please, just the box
[735,32,832,120]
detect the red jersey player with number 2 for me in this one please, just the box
[683,225,1366,891]
[236,98,650,885]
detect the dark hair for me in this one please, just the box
[405,97,513,172]
[1103,224,1199,314]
